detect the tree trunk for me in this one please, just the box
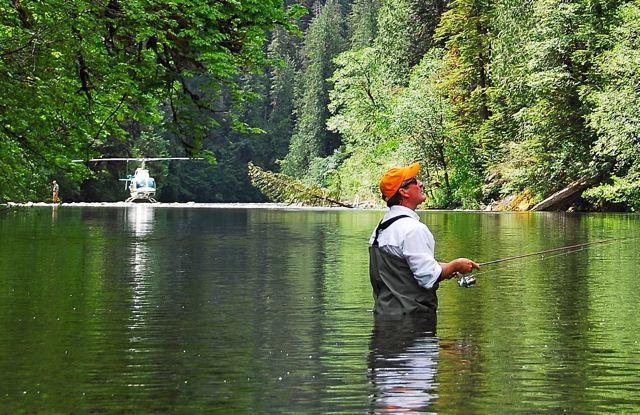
[530,174,602,211]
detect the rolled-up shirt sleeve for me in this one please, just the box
[402,226,442,289]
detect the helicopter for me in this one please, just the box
[72,157,202,202]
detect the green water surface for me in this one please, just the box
[1,206,639,413]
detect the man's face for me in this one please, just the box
[399,177,426,206]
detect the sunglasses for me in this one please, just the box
[400,178,417,188]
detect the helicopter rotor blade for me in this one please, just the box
[72,157,203,163]
[139,157,202,161]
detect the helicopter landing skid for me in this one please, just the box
[125,196,158,203]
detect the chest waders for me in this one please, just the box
[369,215,439,316]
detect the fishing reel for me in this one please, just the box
[455,273,477,288]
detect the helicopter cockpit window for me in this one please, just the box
[134,178,156,189]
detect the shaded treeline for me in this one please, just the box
[2,0,640,209]
[0,0,303,202]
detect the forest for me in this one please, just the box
[2,0,639,210]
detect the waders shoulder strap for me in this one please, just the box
[372,215,410,247]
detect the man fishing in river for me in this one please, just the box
[369,162,480,317]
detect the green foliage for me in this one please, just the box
[326,43,396,205]
[374,0,415,83]
[306,152,345,189]
[0,0,296,201]
[584,1,640,209]
[281,0,346,177]
[587,3,640,167]
[264,27,300,171]
[480,0,534,198]
[324,0,639,210]
[390,51,454,201]
[435,0,492,126]
[348,0,381,49]
[327,47,392,149]
[494,0,618,199]
[327,0,639,210]
[373,0,446,84]
[5,0,640,210]
[583,175,640,211]
[327,47,469,207]
[432,0,492,205]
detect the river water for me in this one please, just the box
[1,205,639,413]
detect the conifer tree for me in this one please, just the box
[282,0,346,177]
[348,0,381,49]
[436,0,492,130]
[264,27,300,170]
[375,0,418,83]
[376,0,447,84]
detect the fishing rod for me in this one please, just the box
[456,236,637,287]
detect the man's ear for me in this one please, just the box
[397,187,408,199]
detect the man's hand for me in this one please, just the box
[453,258,480,274]
[440,258,480,280]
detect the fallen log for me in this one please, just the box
[530,174,602,211]
[247,162,354,208]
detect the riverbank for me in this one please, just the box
[5,200,624,212]
[2,201,370,211]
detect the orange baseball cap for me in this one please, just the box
[379,162,420,201]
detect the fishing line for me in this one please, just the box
[478,236,635,267]
[456,235,638,287]
[473,245,592,277]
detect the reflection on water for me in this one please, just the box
[126,205,154,342]
[1,208,639,413]
[127,204,155,237]
[50,204,58,223]
[369,316,438,414]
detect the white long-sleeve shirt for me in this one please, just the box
[369,205,443,289]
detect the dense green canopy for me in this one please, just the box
[3,0,640,210]
[282,0,640,210]
[0,0,300,202]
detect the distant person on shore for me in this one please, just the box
[52,180,60,203]
[369,162,479,318]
